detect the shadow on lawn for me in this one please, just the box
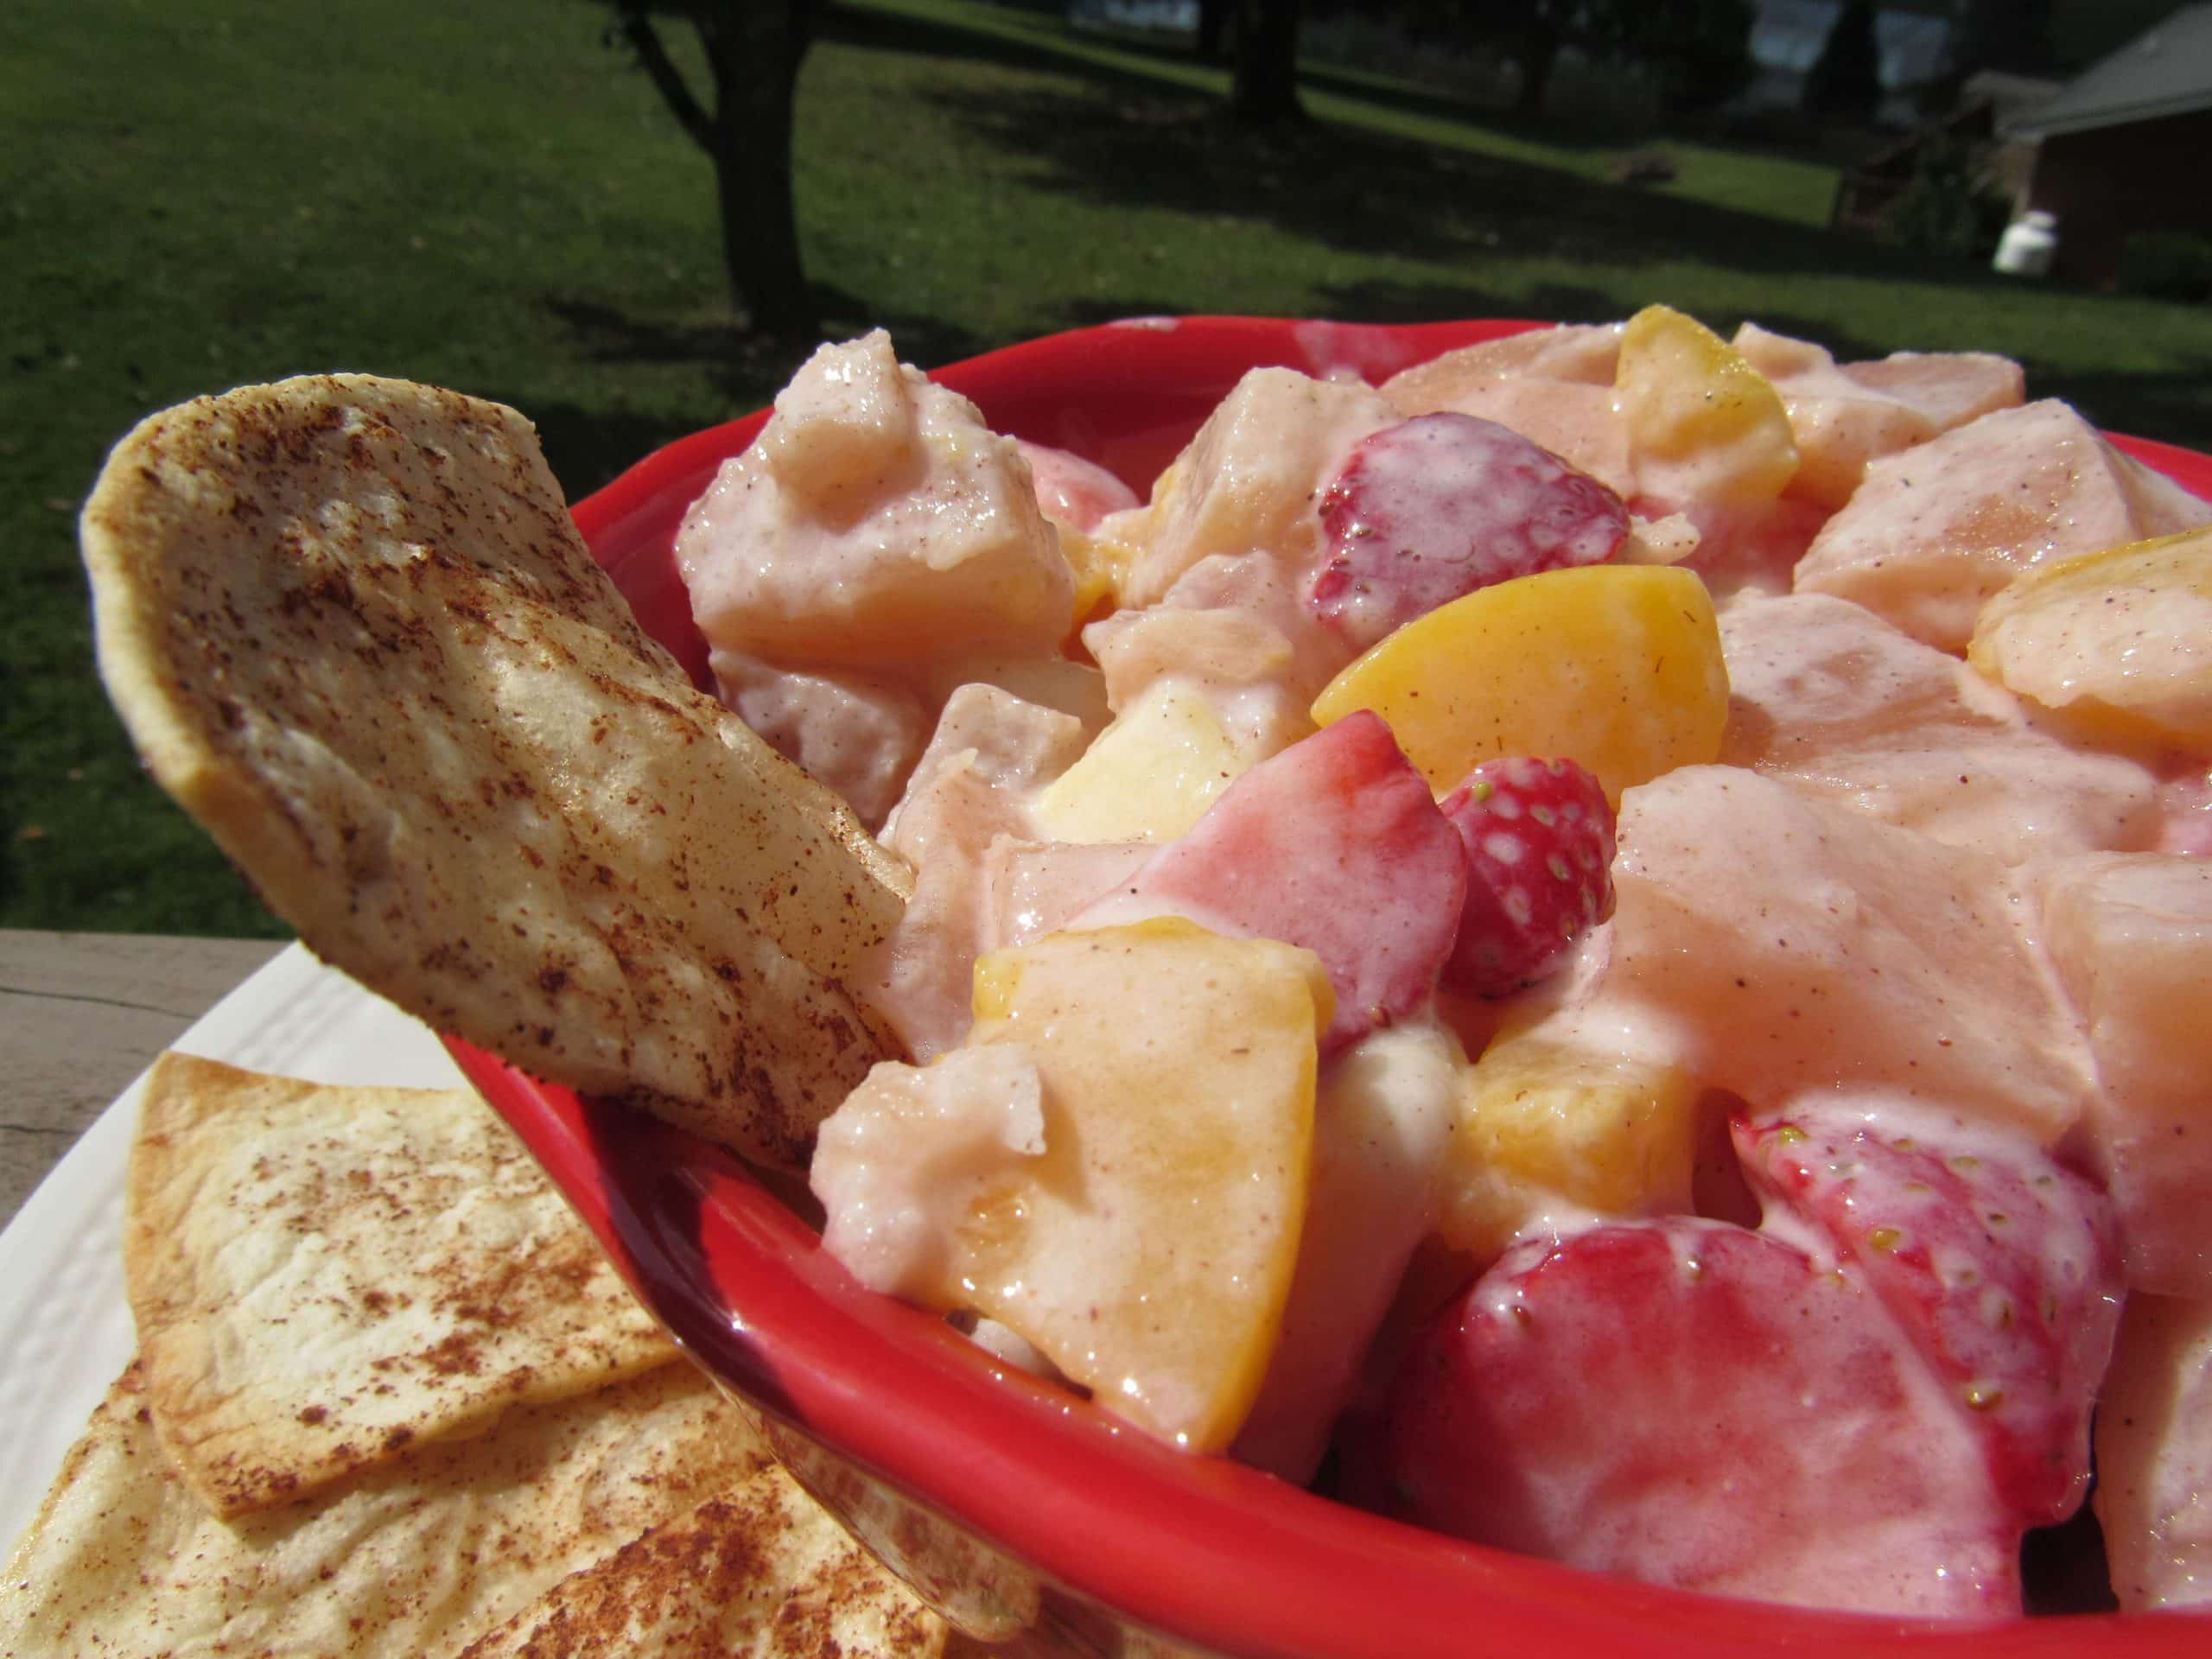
[829,0,2011,296]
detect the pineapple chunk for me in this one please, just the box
[963,920,1326,1450]
[1058,519,1134,631]
[1618,305,1798,507]
[1438,1024,1700,1258]
[1308,563,1728,805]
[1968,527,2212,750]
[1034,680,1249,843]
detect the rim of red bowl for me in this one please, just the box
[454,316,2212,1659]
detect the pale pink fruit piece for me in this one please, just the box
[1015,438,1140,532]
[1792,399,2212,652]
[1608,766,2095,1141]
[1734,1103,2121,1523]
[2037,852,2212,1295]
[1841,349,2024,433]
[1363,1216,2022,1615]
[1732,322,2024,512]
[1075,709,1464,1053]
[2094,1292,2212,1609]
[1717,591,2161,866]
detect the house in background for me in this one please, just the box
[1829,69,2059,237]
[2004,3,2212,286]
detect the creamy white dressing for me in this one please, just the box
[682,322,2212,1610]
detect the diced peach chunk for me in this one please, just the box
[1311,564,1729,806]
[1617,305,1798,508]
[1439,1020,1700,1259]
[823,919,1327,1452]
[1968,527,2212,750]
[961,920,1327,1449]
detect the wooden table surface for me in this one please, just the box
[0,930,289,1230]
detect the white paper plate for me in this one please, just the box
[0,944,467,1554]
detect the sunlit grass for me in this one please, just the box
[4,0,2207,931]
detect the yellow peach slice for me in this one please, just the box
[1438,1026,1700,1259]
[960,919,1327,1450]
[1308,563,1729,805]
[1618,305,1798,507]
[1967,527,2212,749]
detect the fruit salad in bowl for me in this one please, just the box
[442,310,2212,1653]
[81,309,2212,1656]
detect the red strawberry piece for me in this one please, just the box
[1311,412,1630,648]
[1357,1216,2022,1615]
[1077,709,1464,1053]
[1440,755,1616,997]
[1733,1105,2123,1525]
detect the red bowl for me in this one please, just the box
[448,317,2212,1659]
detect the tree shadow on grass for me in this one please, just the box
[825,2,2036,297]
[912,74,1983,293]
[1314,275,1631,329]
[818,0,1215,105]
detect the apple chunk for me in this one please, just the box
[813,919,1328,1451]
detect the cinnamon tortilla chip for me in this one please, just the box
[455,1465,947,1658]
[0,1362,771,1659]
[124,1052,677,1517]
[81,376,911,1166]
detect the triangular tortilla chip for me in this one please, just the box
[454,1465,947,1657]
[124,1052,678,1517]
[81,376,910,1167]
[0,1362,770,1659]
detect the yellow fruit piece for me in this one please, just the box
[1033,681,1249,842]
[961,918,1326,1451]
[1967,527,2212,749]
[1058,521,1133,632]
[1309,563,1728,805]
[1437,1026,1700,1259]
[1618,304,1798,506]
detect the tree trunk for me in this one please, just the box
[1803,0,1882,120]
[1514,23,1561,114]
[699,3,817,340]
[1197,0,1232,62]
[1230,0,1303,126]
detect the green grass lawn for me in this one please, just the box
[6,0,2209,935]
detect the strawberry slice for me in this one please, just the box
[1311,413,1629,648]
[1358,1216,2023,1615]
[1734,1106,2124,1524]
[1439,755,1616,997]
[1075,710,1464,1053]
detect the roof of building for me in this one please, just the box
[2007,4,2212,138]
